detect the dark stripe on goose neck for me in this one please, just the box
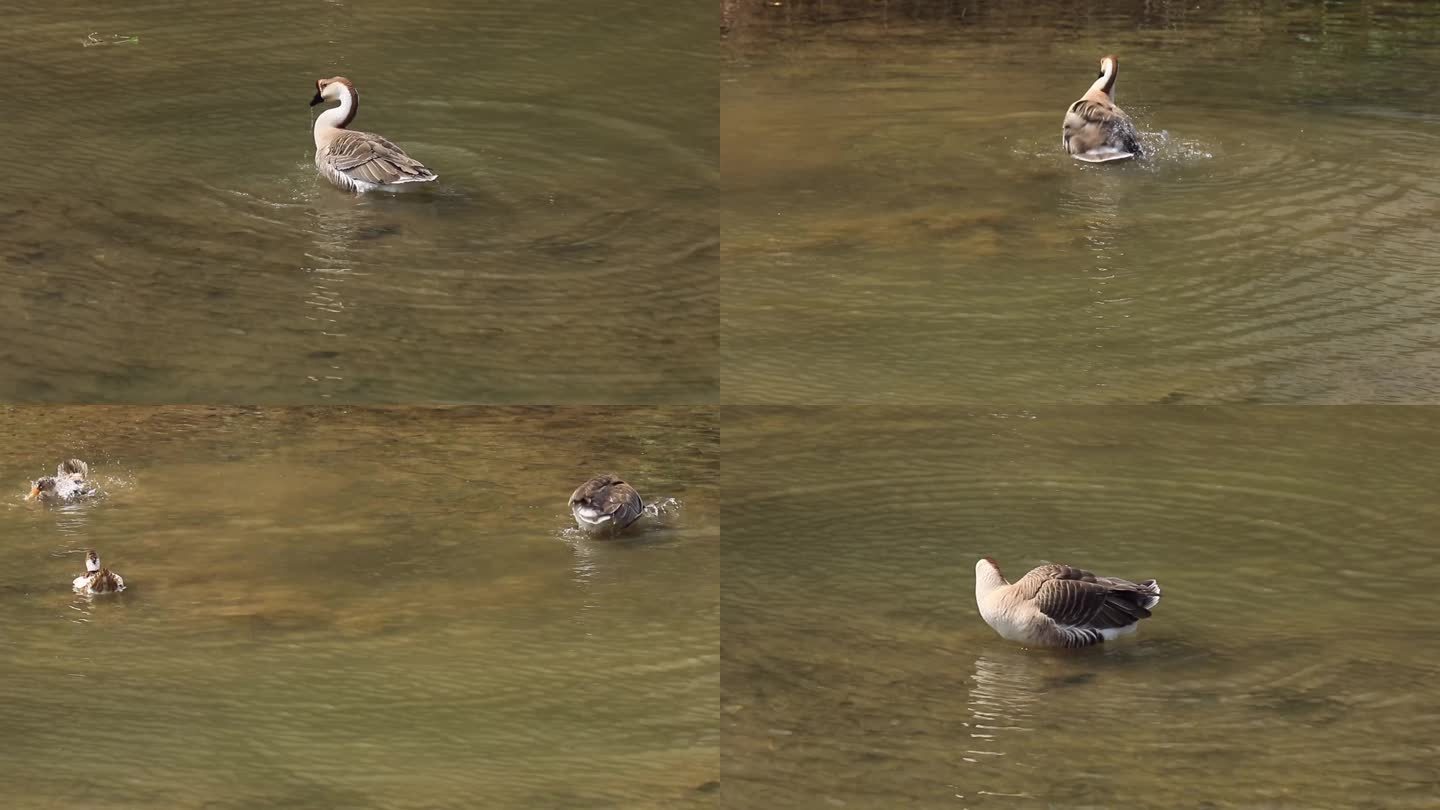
[339,82,359,129]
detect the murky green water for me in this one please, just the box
[723,1,1440,403]
[722,406,1440,808]
[1,0,717,403]
[0,406,718,808]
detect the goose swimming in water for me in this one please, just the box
[1062,55,1143,163]
[975,558,1160,648]
[73,550,126,595]
[27,459,97,503]
[310,76,438,193]
[569,474,645,534]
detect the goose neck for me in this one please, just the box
[1088,60,1117,99]
[313,85,357,147]
[975,561,1009,604]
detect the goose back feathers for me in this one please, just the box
[73,550,125,595]
[1062,55,1143,163]
[976,558,1160,648]
[28,458,97,502]
[570,474,645,533]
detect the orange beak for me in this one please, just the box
[26,484,39,501]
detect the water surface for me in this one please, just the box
[723,2,1440,403]
[0,406,719,808]
[723,406,1440,808]
[2,0,716,403]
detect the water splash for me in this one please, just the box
[643,497,683,518]
[557,497,683,542]
[1138,129,1215,164]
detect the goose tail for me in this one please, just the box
[1138,579,1161,610]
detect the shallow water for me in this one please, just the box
[1,0,717,403]
[0,406,719,808]
[723,406,1440,808]
[723,1,1440,403]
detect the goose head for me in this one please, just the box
[310,76,359,133]
[311,76,356,107]
[975,557,1009,600]
[27,476,56,501]
[85,549,102,573]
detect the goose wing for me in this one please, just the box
[326,130,435,185]
[1063,98,1142,157]
[1020,564,1154,630]
[571,476,644,527]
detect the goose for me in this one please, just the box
[73,550,125,595]
[1062,55,1143,163]
[569,474,645,534]
[310,76,438,193]
[975,558,1160,648]
[27,459,97,503]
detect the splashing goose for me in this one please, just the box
[73,550,126,595]
[27,459,97,503]
[569,474,645,534]
[975,558,1160,648]
[1062,55,1143,163]
[310,76,438,193]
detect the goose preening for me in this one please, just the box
[975,558,1160,648]
[73,549,125,595]
[27,459,97,503]
[569,474,645,534]
[1062,55,1143,163]
[310,76,438,193]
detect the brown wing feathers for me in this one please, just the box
[1068,100,1141,154]
[327,131,436,185]
[1025,565,1156,630]
[571,475,644,527]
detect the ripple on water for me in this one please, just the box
[724,11,1440,405]
[0,405,719,807]
[725,407,1440,807]
[1,0,717,404]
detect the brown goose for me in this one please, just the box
[569,474,645,534]
[27,459,97,503]
[975,558,1160,648]
[73,550,126,595]
[310,76,438,192]
[1062,55,1143,163]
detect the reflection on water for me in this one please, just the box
[723,406,1440,808]
[0,0,717,403]
[0,406,719,808]
[723,1,1440,403]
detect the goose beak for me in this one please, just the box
[26,484,39,501]
[310,91,325,107]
